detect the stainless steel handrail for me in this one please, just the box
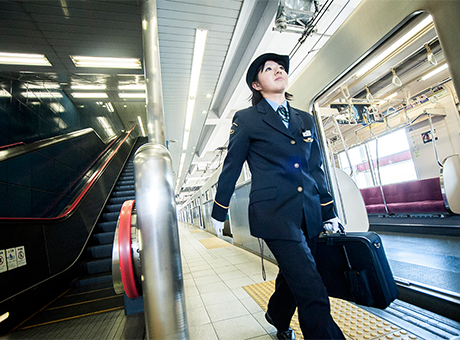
[134,143,188,339]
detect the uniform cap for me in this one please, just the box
[246,53,290,89]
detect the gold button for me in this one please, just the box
[297,187,303,192]
[294,163,299,168]
[291,140,296,144]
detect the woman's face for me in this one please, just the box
[252,60,288,95]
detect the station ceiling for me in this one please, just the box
[0,0,362,203]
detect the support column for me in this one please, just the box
[141,0,166,145]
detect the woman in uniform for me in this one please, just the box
[211,53,344,340]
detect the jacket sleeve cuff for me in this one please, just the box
[211,201,228,222]
[321,200,336,221]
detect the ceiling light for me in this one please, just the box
[70,56,142,69]
[106,102,114,112]
[182,29,208,151]
[118,84,146,90]
[21,92,63,98]
[420,63,448,81]
[71,84,106,90]
[71,92,108,98]
[119,93,146,98]
[23,83,60,89]
[355,15,433,78]
[137,116,146,136]
[50,103,65,113]
[0,52,52,66]
[0,89,11,97]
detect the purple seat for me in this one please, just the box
[360,178,447,214]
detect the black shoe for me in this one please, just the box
[265,313,296,340]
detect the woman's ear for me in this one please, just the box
[252,82,262,91]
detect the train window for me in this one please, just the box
[314,11,460,193]
[338,129,417,188]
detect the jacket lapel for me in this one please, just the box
[259,100,293,138]
[288,103,302,135]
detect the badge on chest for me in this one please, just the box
[302,129,312,142]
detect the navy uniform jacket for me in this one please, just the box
[211,99,335,241]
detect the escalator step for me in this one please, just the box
[98,221,117,232]
[105,203,123,212]
[82,258,112,275]
[115,180,133,186]
[114,185,135,191]
[88,244,113,259]
[102,212,121,222]
[72,274,113,288]
[93,232,115,245]
[108,196,135,204]
[111,190,135,197]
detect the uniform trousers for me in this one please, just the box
[264,220,344,339]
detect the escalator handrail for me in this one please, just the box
[0,142,26,151]
[0,125,136,222]
[0,128,110,163]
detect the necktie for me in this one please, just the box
[277,105,289,123]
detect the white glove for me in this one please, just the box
[323,217,343,233]
[211,217,224,238]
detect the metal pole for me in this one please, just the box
[142,0,166,145]
[134,144,188,339]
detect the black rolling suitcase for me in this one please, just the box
[315,230,398,309]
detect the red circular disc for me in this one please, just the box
[118,200,140,299]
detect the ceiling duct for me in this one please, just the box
[274,0,318,33]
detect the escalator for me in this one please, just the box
[10,154,138,331]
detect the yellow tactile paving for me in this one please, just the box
[189,229,204,233]
[198,238,232,249]
[243,280,419,340]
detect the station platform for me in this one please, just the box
[180,222,460,340]
[3,222,460,340]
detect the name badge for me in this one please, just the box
[302,130,311,138]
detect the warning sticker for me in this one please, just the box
[0,250,6,273]
[16,246,26,267]
[6,248,17,270]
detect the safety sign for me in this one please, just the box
[16,246,27,267]
[6,248,17,270]
[0,250,6,273]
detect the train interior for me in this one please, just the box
[1,1,460,340]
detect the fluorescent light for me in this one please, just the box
[50,103,65,113]
[384,92,398,100]
[70,56,142,69]
[420,63,449,81]
[137,116,146,136]
[182,130,191,150]
[118,84,146,90]
[97,116,116,136]
[0,312,9,323]
[106,102,114,112]
[356,15,433,78]
[23,83,60,89]
[182,29,208,151]
[71,92,108,98]
[71,84,106,90]
[0,52,51,66]
[119,92,146,98]
[21,92,63,98]
[0,89,11,97]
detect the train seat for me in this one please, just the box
[360,177,448,214]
